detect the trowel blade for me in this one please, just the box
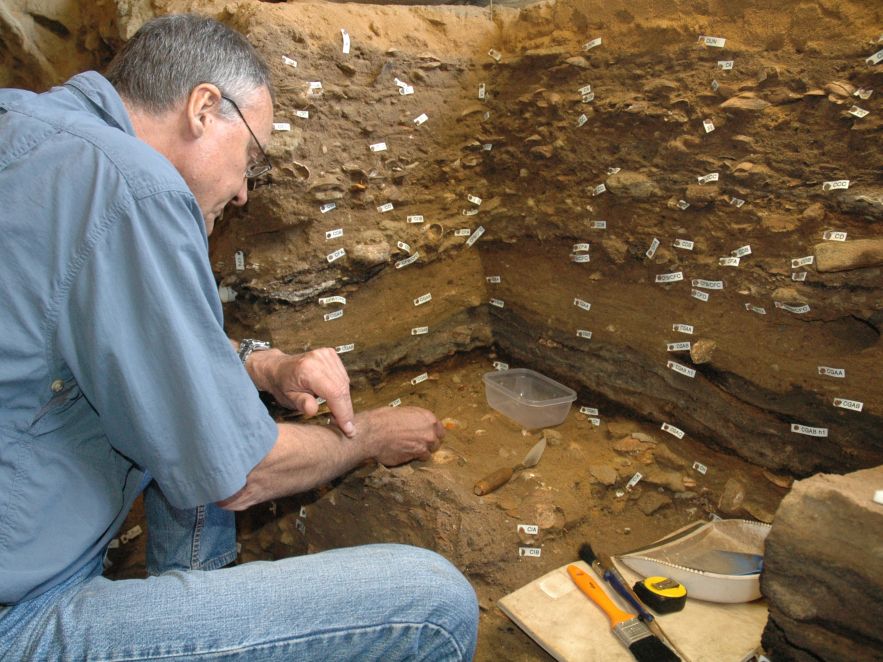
[522,438,546,468]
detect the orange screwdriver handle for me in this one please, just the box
[567,565,636,628]
[474,467,515,496]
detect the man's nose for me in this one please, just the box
[231,179,249,206]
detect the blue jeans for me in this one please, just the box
[0,480,478,661]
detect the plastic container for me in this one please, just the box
[482,369,576,429]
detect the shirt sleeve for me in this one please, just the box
[55,186,278,509]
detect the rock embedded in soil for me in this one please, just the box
[637,491,672,515]
[589,464,618,486]
[605,171,661,199]
[814,238,883,272]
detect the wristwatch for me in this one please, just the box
[238,339,271,366]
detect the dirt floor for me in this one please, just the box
[106,348,788,661]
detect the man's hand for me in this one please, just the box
[246,347,356,437]
[359,406,446,466]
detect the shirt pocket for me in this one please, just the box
[27,381,85,436]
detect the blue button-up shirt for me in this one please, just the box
[0,72,277,604]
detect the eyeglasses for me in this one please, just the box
[220,95,272,178]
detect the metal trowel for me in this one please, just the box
[474,438,546,496]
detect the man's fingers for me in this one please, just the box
[326,390,356,437]
[289,392,319,417]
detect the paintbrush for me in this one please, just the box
[567,564,680,662]
[580,544,691,662]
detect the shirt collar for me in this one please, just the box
[62,71,136,138]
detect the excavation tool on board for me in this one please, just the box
[473,438,545,496]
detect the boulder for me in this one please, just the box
[814,239,883,272]
[605,171,661,199]
[720,96,772,112]
[836,186,883,221]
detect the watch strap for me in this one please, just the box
[238,339,271,366]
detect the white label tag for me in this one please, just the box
[571,254,591,263]
[295,110,309,119]
[712,79,720,92]
[576,330,592,339]
[573,243,590,252]
[478,83,486,100]
[668,361,697,378]
[411,372,429,385]
[574,298,591,311]
[591,220,607,229]
[467,194,482,206]
[579,406,599,415]
[626,472,643,490]
[822,179,849,191]
[703,119,715,133]
[466,226,485,247]
[673,239,694,250]
[576,114,588,127]
[395,78,408,89]
[517,524,539,535]
[583,90,596,101]
[483,144,493,151]
[493,361,509,371]
[490,298,505,308]
[338,27,350,53]
[719,257,740,267]
[414,293,432,306]
[295,519,306,534]
[483,112,490,121]
[856,88,873,100]
[487,276,501,283]
[592,184,607,196]
[283,55,297,67]
[319,296,346,305]
[792,256,814,268]
[677,200,690,210]
[369,142,387,152]
[823,231,847,241]
[673,324,694,334]
[662,422,685,438]
[389,398,402,407]
[607,167,620,175]
[776,302,810,314]
[414,113,428,125]
[646,238,660,258]
[818,366,846,378]
[655,272,684,283]
[717,60,734,70]
[399,85,414,96]
[792,272,807,282]
[519,547,542,557]
[488,49,502,62]
[731,245,752,258]
[320,203,336,213]
[273,123,290,131]
[698,172,719,184]
[326,228,343,240]
[693,461,708,474]
[397,241,411,253]
[411,326,429,335]
[587,417,601,426]
[849,105,870,118]
[377,203,394,213]
[692,279,723,290]
[667,342,691,352]
[867,49,883,66]
[583,38,602,51]
[407,215,424,224]
[833,398,863,412]
[700,36,727,47]
[454,229,472,237]
[324,310,343,322]
[326,248,346,263]
[395,252,419,269]
[108,538,120,549]
[578,84,592,96]
[691,288,709,301]
[120,525,142,544]
[730,197,745,207]
[309,81,323,90]
[335,343,354,354]
[463,209,478,216]
[791,423,828,437]
[235,251,245,271]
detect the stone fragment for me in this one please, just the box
[600,237,629,264]
[718,477,746,515]
[744,501,776,524]
[801,203,825,222]
[642,468,685,492]
[533,502,559,529]
[824,81,856,97]
[613,435,654,453]
[497,498,519,512]
[814,239,883,272]
[685,184,719,208]
[836,186,883,220]
[459,105,486,118]
[760,213,799,232]
[642,79,679,95]
[565,56,591,69]
[350,241,392,267]
[589,464,618,486]
[607,421,637,436]
[770,287,803,303]
[529,145,555,159]
[630,433,656,444]
[605,171,661,199]
[637,491,672,515]
[690,339,716,364]
[653,443,688,470]
[720,96,772,112]
[763,470,794,489]
[542,429,563,446]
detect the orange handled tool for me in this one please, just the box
[567,566,635,627]
[474,438,545,496]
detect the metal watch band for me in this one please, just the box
[238,339,271,366]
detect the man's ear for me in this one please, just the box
[185,83,223,139]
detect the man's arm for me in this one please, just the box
[216,405,445,511]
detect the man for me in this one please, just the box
[0,14,478,662]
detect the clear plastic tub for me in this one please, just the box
[482,369,577,429]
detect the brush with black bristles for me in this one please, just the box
[578,543,688,662]
[566,555,680,662]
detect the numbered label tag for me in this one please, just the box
[414,113,428,125]
[389,398,402,407]
[667,342,691,352]
[578,84,592,96]
[626,472,643,490]
[677,200,690,210]
[692,279,723,290]
[791,423,827,437]
[867,49,883,66]
[731,245,752,258]
[396,252,419,269]
[120,525,142,545]
[399,85,414,96]
[698,173,719,184]
[703,119,715,133]
[646,238,660,259]
[591,220,607,229]
[792,272,807,282]
[235,251,245,271]
[582,37,602,51]
[319,296,346,305]
[397,241,411,253]
[792,256,814,268]
[593,184,606,196]
[454,229,472,237]
[494,361,509,371]
[818,366,846,378]
[395,77,408,89]
[478,83,486,100]
[673,324,694,334]
[855,88,873,100]
[467,194,483,206]
[745,303,766,314]
[662,422,685,438]
[573,243,590,252]
[691,289,709,302]
[576,114,588,127]
[833,398,863,412]
[730,197,745,207]
[490,298,505,308]
[341,29,350,54]
[571,254,591,263]
[822,180,849,191]
[488,49,502,62]
[693,461,708,474]
[580,406,599,416]
[487,276,501,283]
[588,417,601,426]
[775,302,810,314]
[517,524,539,535]
[411,373,429,385]
[335,343,354,354]
[712,79,720,92]
[655,272,684,283]
[324,310,343,322]
[309,81,323,90]
[407,215,424,224]
[369,142,387,152]
[574,298,592,311]
[463,209,479,216]
[576,329,593,339]
[466,226,485,247]
[607,168,620,175]
[823,231,847,241]
[377,203,394,213]
[414,293,432,306]
[326,228,343,240]
[700,36,727,47]
[320,203,337,213]
[519,547,542,557]
[483,144,493,151]
[668,361,696,378]
[296,519,306,534]
[849,106,869,118]
[719,257,740,267]
[326,248,346,263]
[717,60,734,70]
[282,55,298,68]
[673,239,694,250]
[273,123,290,131]
[411,326,429,335]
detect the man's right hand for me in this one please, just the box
[357,406,446,466]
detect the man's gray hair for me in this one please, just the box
[106,14,274,117]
